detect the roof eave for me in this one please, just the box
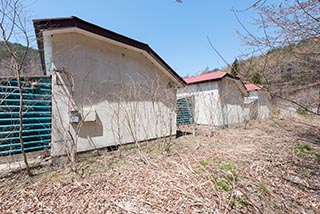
[33,16,186,87]
[185,73,239,85]
[186,77,224,85]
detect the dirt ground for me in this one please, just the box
[0,115,319,214]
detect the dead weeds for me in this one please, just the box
[0,115,319,213]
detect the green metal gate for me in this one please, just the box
[0,76,52,156]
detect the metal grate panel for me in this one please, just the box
[0,77,52,156]
[177,96,194,125]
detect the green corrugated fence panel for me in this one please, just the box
[0,133,51,143]
[177,97,194,125]
[0,111,51,118]
[1,99,51,105]
[0,92,51,99]
[0,144,51,156]
[0,128,51,138]
[0,77,52,156]
[0,117,51,126]
[0,85,51,93]
[0,105,51,111]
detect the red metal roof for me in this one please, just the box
[245,83,263,91]
[184,71,227,84]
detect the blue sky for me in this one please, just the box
[26,0,260,77]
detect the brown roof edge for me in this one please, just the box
[33,16,186,86]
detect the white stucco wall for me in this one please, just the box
[178,81,221,125]
[48,32,177,156]
[177,78,245,127]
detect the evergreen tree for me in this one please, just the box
[212,68,220,72]
[230,58,240,77]
[252,72,262,85]
[200,66,210,74]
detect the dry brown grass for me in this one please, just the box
[0,115,319,213]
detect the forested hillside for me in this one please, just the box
[225,38,320,112]
[0,41,42,76]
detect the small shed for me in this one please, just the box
[33,16,185,156]
[244,83,271,120]
[177,71,248,127]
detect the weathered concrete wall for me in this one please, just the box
[177,78,245,127]
[256,91,271,119]
[244,91,271,120]
[49,32,177,156]
[218,78,245,126]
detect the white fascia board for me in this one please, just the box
[42,33,53,75]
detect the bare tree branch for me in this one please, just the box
[207,36,231,69]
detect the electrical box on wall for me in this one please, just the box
[82,107,96,122]
[70,110,81,123]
